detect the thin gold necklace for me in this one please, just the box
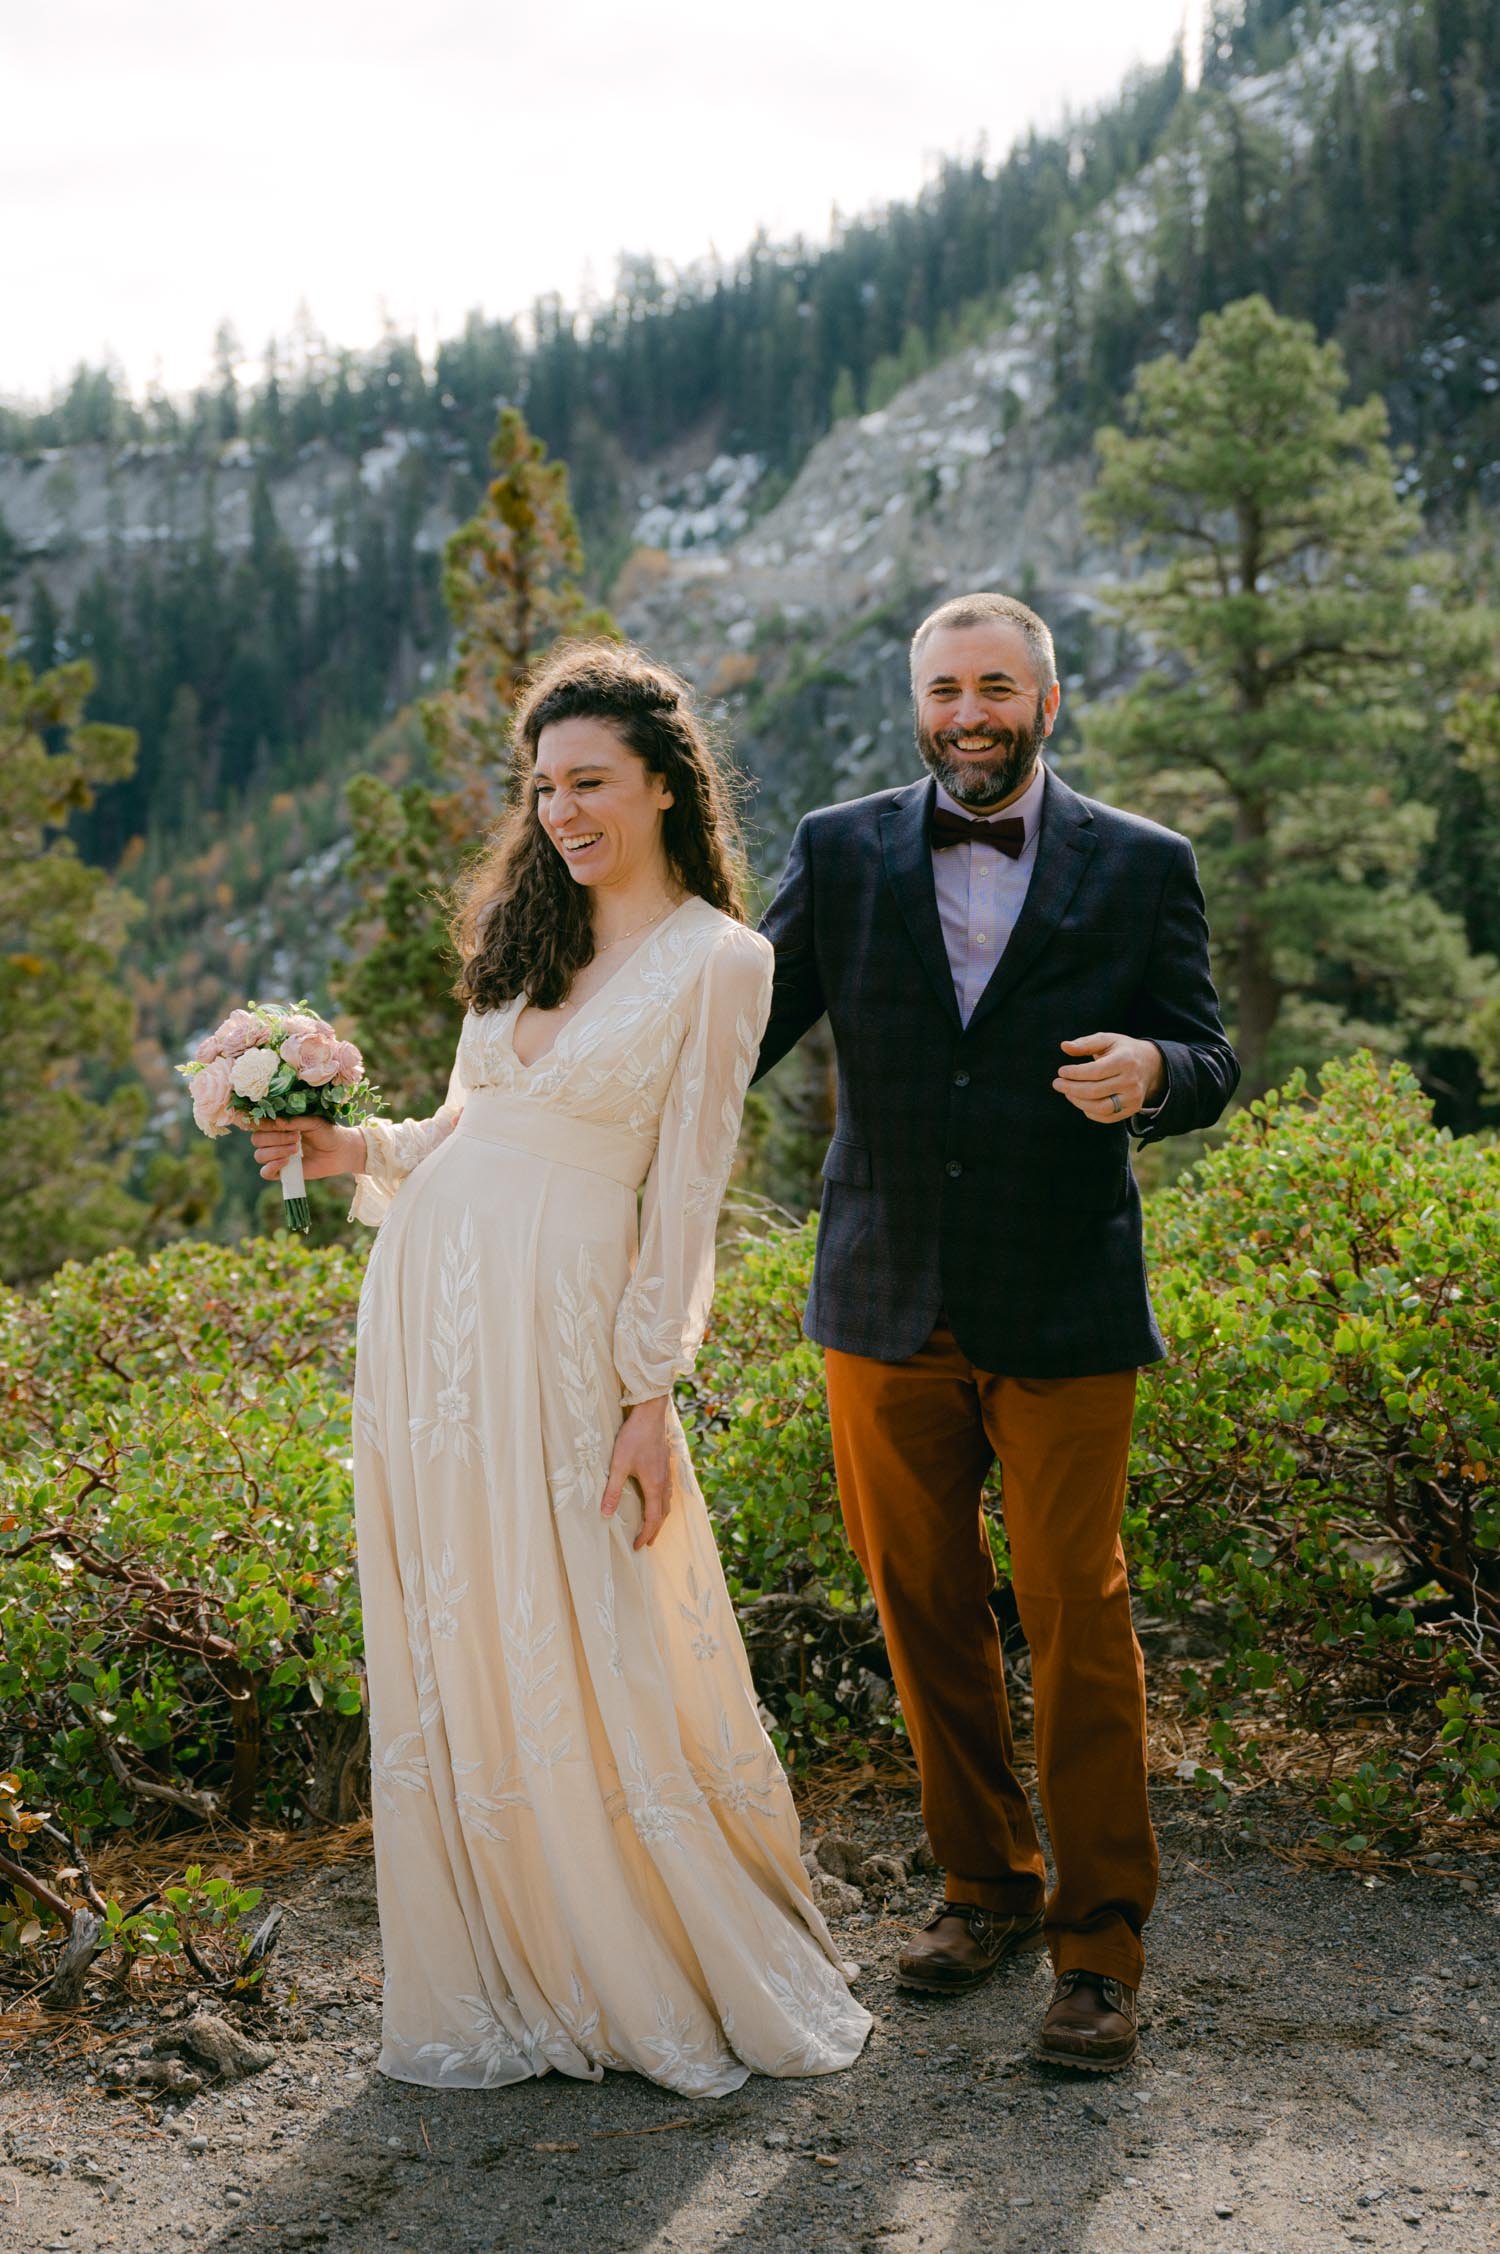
[593,896,681,953]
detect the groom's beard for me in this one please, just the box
[916,697,1047,810]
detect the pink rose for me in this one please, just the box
[277,1011,323,1040]
[282,1027,341,1085]
[208,1007,270,1061]
[332,1039,363,1087]
[190,1056,235,1137]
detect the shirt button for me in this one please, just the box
[945,1159,963,1178]
[953,1070,970,1088]
[976,933,988,945]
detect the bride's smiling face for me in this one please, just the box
[533,717,675,891]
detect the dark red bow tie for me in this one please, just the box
[930,806,1026,857]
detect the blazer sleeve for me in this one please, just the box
[347,1039,470,1228]
[1125,837,1240,1144]
[752,815,827,1082]
[612,927,774,1405]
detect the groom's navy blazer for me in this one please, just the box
[753,766,1239,1378]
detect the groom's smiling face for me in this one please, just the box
[914,622,1060,812]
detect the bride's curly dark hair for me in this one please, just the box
[450,640,751,1014]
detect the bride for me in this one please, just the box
[251,639,871,2097]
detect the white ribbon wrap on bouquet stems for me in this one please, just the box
[280,1141,307,1207]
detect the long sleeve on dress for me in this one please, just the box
[613,926,773,1405]
[347,1037,470,1228]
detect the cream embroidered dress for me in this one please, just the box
[348,898,871,2097]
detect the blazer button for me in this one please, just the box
[945,1159,963,1178]
[953,1069,971,1088]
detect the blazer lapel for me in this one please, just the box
[879,780,961,1029]
[965,766,1097,1033]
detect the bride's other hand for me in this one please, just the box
[602,1398,672,1550]
[249,1118,366,1182]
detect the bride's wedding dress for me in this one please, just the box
[348,897,871,2096]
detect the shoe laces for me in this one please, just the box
[1054,1970,1129,2010]
[925,1902,996,1940]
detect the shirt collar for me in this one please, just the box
[933,757,1047,844]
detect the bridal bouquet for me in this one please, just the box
[176,1000,383,1231]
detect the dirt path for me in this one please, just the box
[3,1790,1497,2254]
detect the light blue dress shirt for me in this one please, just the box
[930,761,1047,1025]
[928,763,1168,1127]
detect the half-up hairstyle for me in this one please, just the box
[451,639,750,1014]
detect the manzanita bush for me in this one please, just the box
[0,1238,368,1859]
[688,1052,1499,1841]
[1132,1052,1499,1846]
[1,1052,1494,1988]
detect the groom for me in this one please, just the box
[755,591,1238,2072]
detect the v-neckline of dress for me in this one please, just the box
[507,897,699,1073]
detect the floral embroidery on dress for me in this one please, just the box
[408,1207,484,1465]
[454,1752,530,1843]
[692,1707,786,1821]
[504,1584,574,1774]
[401,1561,441,1730]
[604,1728,707,1848]
[764,1942,871,2073]
[353,1391,382,1452]
[413,1992,531,2086]
[614,1271,686,1385]
[678,1565,720,1661]
[372,1728,430,1815]
[550,1246,611,1515]
[555,1973,628,2070]
[640,1995,739,2094]
[596,1553,626,1679]
[424,1545,469,1639]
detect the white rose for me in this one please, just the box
[230,1046,279,1103]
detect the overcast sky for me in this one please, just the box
[6,0,1206,404]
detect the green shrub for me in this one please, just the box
[1134,1052,1499,1844]
[2,1051,1493,1898]
[681,1217,1009,1762]
[680,1220,888,1761]
[0,1238,367,1854]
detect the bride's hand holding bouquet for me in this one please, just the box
[176,1000,383,1230]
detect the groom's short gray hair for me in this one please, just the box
[909,592,1057,696]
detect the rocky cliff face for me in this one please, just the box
[618,326,1098,856]
[608,0,1409,860]
[0,427,461,620]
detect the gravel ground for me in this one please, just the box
[3,1785,1498,2254]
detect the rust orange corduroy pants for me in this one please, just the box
[823,1323,1156,1986]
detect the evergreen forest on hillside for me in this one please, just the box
[1,0,1496,882]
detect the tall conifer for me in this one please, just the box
[335,409,613,1113]
[0,620,216,1280]
[1084,295,1497,1098]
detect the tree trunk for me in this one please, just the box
[1232,789,1280,1098]
[226,1665,261,1829]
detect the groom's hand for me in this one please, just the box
[602,1397,673,1550]
[1054,1033,1165,1123]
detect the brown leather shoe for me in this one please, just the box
[896,1902,1046,1994]
[1034,1970,1139,2072]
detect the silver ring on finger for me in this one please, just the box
[1109,1092,1123,1116]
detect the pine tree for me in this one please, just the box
[1083,295,1497,1098]
[0,617,216,1281]
[334,408,614,1113]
